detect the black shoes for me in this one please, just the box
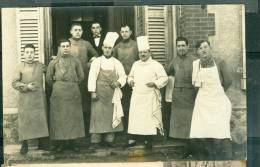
[20,141,28,155]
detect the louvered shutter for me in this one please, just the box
[16,8,44,63]
[145,6,168,65]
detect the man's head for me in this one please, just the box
[23,44,35,63]
[102,32,119,58]
[91,22,102,37]
[70,23,83,40]
[176,37,189,57]
[196,40,211,60]
[120,24,132,40]
[139,49,151,62]
[102,44,113,58]
[58,39,71,56]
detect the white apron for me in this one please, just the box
[190,63,231,139]
[128,63,163,135]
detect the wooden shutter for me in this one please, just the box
[145,6,168,65]
[16,8,44,63]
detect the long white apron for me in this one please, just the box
[190,63,231,139]
[128,64,159,135]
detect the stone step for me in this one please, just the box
[4,141,185,166]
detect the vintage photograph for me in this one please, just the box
[2,4,246,166]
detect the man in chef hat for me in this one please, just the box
[127,36,168,149]
[88,32,126,149]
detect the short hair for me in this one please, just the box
[58,39,71,46]
[91,22,101,28]
[176,37,189,46]
[196,40,210,49]
[24,44,35,50]
[70,22,83,30]
[120,24,131,30]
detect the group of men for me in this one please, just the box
[19,20,230,159]
[46,22,167,152]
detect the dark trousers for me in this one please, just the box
[121,85,132,132]
[190,138,232,160]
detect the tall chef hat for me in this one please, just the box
[103,32,119,47]
[137,36,150,52]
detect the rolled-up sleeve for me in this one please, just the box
[12,64,29,93]
[220,60,232,91]
[88,58,99,92]
[127,62,135,85]
[116,60,126,87]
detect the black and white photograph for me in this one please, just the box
[2,4,246,166]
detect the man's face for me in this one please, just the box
[197,41,211,59]
[91,23,102,36]
[120,26,132,40]
[176,41,189,57]
[102,45,113,57]
[59,42,71,56]
[139,50,151,62]
[70,25,83,39]
[24,47,35,63]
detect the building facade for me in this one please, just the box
[2,5,246,143]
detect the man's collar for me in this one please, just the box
[177,53,188,59]
[122,38,131,43]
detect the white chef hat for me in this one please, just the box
[137,36,150,52]
[103,32,119,47]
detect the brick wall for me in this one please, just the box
[177,5,215,51]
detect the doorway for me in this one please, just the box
[51,6,135,57]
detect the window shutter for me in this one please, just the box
[16,8,44,63]
[145,6,168,65]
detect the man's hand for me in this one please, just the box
[128,80,135,87]
[110,81,121,89]
[91,92,99,101]
[27,82,37,91]
[146,82,157,88]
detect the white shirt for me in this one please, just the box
[94,37,100,47]
[88,55,126,92]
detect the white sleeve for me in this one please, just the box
[116,60,127,87]
[88,58,99,92]
[153,62,168,89]
[127,62,136,84]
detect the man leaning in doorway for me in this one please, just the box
[88,21,105,56]
[113,24,139,137]
[166,37,197,159]
[69,22,98,145]
[88,32,126,149]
